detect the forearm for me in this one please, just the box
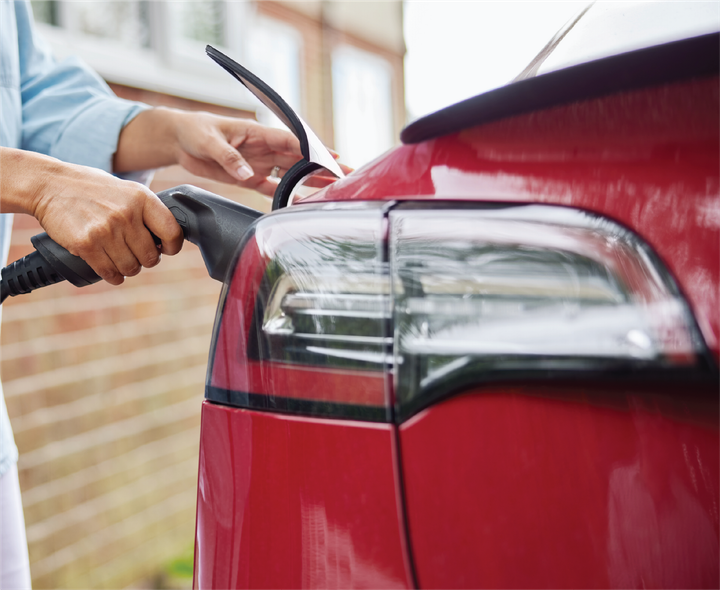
[113,107,183,173]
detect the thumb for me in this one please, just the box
[207,135,254,182]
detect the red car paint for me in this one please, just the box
[401,383,719,588]
[194,402,412,589]
[195,43,719,588]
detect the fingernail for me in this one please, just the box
[236,164,254,181]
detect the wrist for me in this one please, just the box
[114,106,185,172]
[0,147,64,217]
[148,106,185,164]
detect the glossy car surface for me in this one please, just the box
[194,26,719,590]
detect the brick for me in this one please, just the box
[26,456,198,557]
[18,396,201,486]
[1,305,215,382]
[5,333,211,407]
[82,520,195,589]
[12,364,206,453]
[22,429,199,525]
[29,487,196,586]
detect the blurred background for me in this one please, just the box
[3,1,585,587]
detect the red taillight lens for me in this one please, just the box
[209,203,391,421]
[208,202,710,423]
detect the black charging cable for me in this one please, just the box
[0,232,102,305]
[1,251,63,304]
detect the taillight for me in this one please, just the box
[257,262,391,370]
[390,204,706,419]
[208,202,709,423]
[209,202,392,422]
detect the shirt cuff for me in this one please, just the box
[49,99,152,175]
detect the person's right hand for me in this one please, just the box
[0,147,184,285]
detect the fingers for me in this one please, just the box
[260,153,309,174]
[193,117,301,183]
[69,214,160,285]
[178,151,301,186]
[254,124,302,157]
[83,249,127,286]
[142,191,185,256]
[202,130,256,184]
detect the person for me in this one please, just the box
[0,1,307,586]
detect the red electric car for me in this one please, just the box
[193,5,719,588]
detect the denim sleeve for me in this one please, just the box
[15,0,151,174]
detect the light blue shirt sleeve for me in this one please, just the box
[15,0,150,173]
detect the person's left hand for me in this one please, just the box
[115,108,348,196]
[171,110,306,195]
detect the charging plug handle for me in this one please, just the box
[158,184,262,281]
[0,184,262,303]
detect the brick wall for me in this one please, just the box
[0,88,267,588]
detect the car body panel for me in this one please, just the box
[400,383,719,588]
[194,401,412,589]
[298,77,720,360]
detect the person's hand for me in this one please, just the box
[114,107,351,196]
[173,111,306,195]
[115,108,304,196]
[0,148,184,285]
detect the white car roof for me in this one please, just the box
[518,1,720,80]
[402,2,718,144]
